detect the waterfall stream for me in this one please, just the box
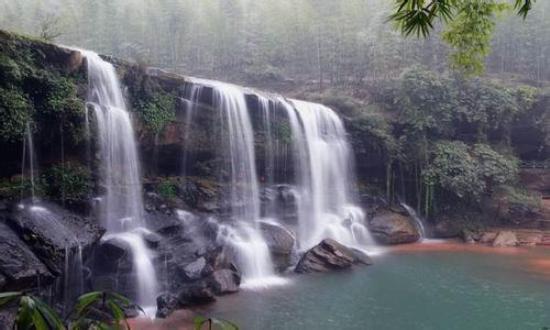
[287,99,374,250]
[82,50,158,311]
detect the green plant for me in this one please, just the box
[158,179,177,200]
[0,291,65,329]
[0,86,32,143]
[0,291,136,330]
[41,163,91,202]
[134,92,176,134]
[69,291,136,330]
[194,315,239,330]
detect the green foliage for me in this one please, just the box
[391,0,534,75]
[442,1,508,76]
[158,178,177,200]
[498,185,541,208]
[0,291,65,330]
[0,291,136,330]
[398,67,456,137]
[70,291,134,330]
[41,163,91,202]
[0,86,32,142]
[424,141,518,199]
[471,144,518,189]
[134,92,176,134]
[194,315,239,330]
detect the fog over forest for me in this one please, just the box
[2,0,550,85]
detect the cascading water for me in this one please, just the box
[181,83,203,176]
[81,50,158,311]
[21,122,37,202]
[401,203,427,239]
[188,79,283,288]
[286,99,374,250]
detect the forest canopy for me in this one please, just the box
[0,0,548,85]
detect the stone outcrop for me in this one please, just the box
[0,221,53,290]
[259,221,296,271]
[492,231,518,247]
[295,239,372,273]
[369,210,420,244]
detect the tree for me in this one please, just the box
[391,0,536,75]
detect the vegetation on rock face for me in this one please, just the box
[134,91,176,134]
[0,31,86,145]
[41,162,91,203]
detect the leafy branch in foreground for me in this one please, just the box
[391,0,536,75]
[0,291,136,330]
[194,315,239,330]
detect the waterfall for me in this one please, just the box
[181,83,203,176]
[81,50,158,310]
[21,122,37,202]
[187,79,283,288]
[285,99,374,250]
[259,96,275,186]
[400,203,427,239]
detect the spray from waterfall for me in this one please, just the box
[81,50,158,311]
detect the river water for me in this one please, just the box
[199,242,550,329]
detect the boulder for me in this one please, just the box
[479,231,498,244]
[350,248,374,266]
[261,185,300,224]
[177,282,216,306]
[0,221,53,290]
[183,257,207,280]
[0,308,16,330]
[208,269,240,294]
[492,231,518,247]
[369,211,420,244]
[517,232,543,246]
[259,221,295,271]
[156,293,179,319]
[432,219,462,238]
[295,239,362,273]
[7,202,104,275]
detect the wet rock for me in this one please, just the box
[433,219,462,238]
[7,202,104,275]
[369,211,420,245]
[0,308,16,330]
[517,232,543,246]
[492,231,518,247]
[156,293,179,319]
[295,239,356,273]
[479,231,498,244]
[259,221,295,271]
[183,257,207,280]
[350,248,374,265]
[261,185,300,224]
[92,238,131,273]
[177,282,216,306]
[208,269,240,295]
[0,221,53,290]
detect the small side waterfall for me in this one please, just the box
[287,99,374,250]
[82,50,158,310]
[21,122,37,202]
[401,203,427,239]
